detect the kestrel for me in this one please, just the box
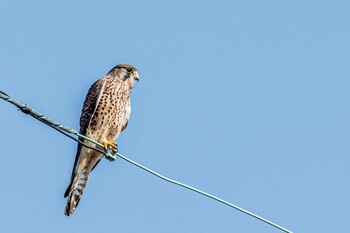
[64,64,139,216]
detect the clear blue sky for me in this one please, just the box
[0,1,348,232]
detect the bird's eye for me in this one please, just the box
[126,67,132,73]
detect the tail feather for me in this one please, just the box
[64,166,90,216]
[64,183,72,198]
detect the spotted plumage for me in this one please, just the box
[64,64,139,216]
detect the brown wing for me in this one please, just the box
[64,78,106,197]
[80,79,106,134]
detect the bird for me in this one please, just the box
[64,64,139,216]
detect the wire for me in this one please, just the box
[117,153,292,232]
[0,90,293,233]
[0,90,106,155]
[40,117,107,156]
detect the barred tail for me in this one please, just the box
[64,166,90,216]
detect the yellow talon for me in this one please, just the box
[103,141,117,150]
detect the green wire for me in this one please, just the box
[77,133,103,147]
[0,90,293,233]
[116,153,292,233]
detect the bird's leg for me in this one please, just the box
[103,141,118,153]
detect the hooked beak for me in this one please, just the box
[133,71,140,82]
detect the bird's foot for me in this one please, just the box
[103,141,118,161]
[103,141,118,152]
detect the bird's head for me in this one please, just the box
[108,64,140,88]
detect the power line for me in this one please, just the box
[0,90,292,233]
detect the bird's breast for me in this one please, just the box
[98,82,130,138]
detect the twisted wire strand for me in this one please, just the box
[0,91,105,155]
[0,90,292,233]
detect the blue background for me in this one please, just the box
[0,1,349,232]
